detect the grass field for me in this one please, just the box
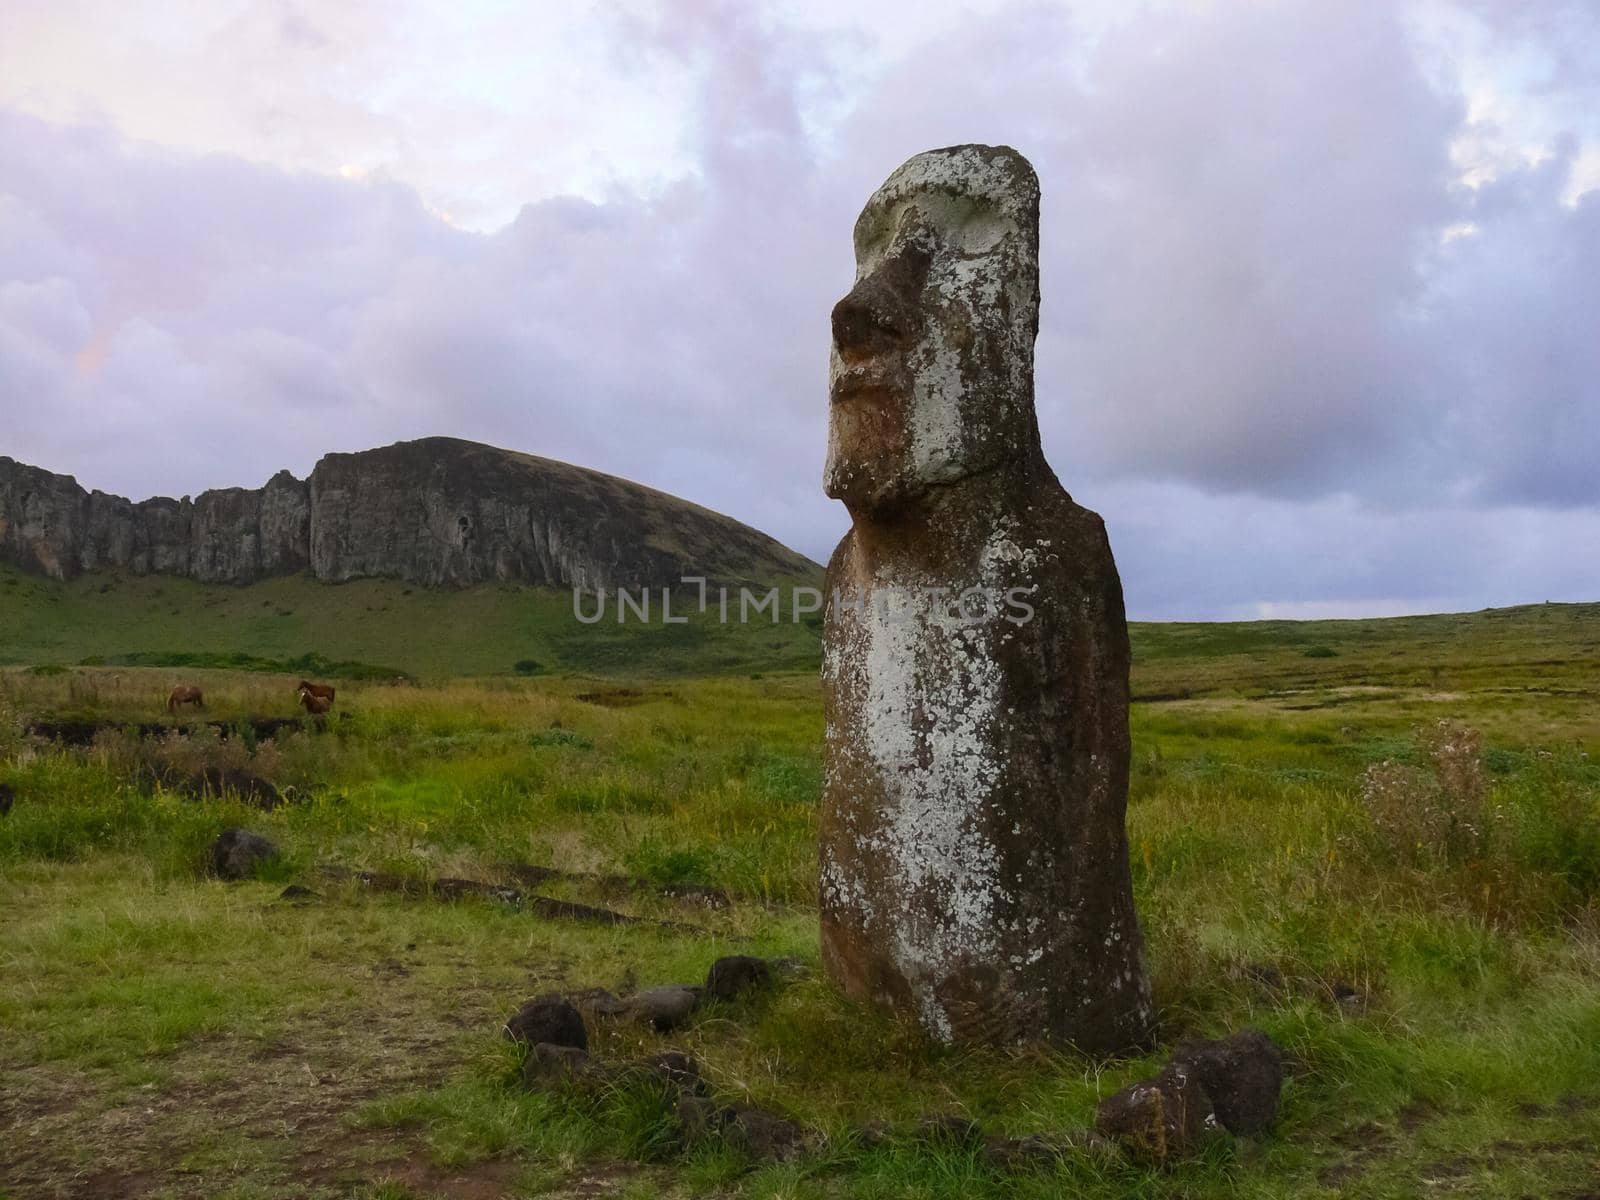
[2,594,1599,1198]
[0,565,824,680]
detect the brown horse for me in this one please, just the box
[297,680,335,705]
[167,685,204,713]
[298,687,332,716]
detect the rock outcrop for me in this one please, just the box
[0,438,814,590]
[819,145,1154,1052]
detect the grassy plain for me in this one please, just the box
[1,594,1598,1198]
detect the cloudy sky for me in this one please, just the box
[2,0,1596,619]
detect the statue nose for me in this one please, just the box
[831,245,929,361]
[831,286,905,360]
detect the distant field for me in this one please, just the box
[1,587,1598,1198]
[3,561,1595,692]
[0,564,824,680]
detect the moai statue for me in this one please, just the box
[820,144,1154,1054]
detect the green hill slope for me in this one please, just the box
[0,565,823,678]
[1,561,1594,683]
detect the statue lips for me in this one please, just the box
[829,361,909,407]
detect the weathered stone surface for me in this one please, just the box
[676,1095,809,1162]
[521,1042,597,1089]
[209,828,279,881]
[916,1113,983,1147]
[566,987,630,1018]
[636,1051,705,1094]
[503,995,588,1050]
[626,985,702,1031]
[819,144,1153,1052]
[704,955,773,1002]
[1170,1028,1284,1135]
[1095,1063,1217,1161]
[0,438,814,589]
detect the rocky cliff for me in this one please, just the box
[0,438,816,590]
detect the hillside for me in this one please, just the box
[0,437,820,591]
[0,557,1593,683]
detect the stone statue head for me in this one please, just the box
[824,144,1043,516]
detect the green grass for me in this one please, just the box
[0,563,824,680]
[1,597,1598,1196]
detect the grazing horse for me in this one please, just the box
[298,687,332,716]
[297,680,335,705]
[167,685,204,713]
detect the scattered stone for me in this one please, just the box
[704,955,773,1002]
[277,884,316,901]
[917,1113,983,1148]
[722,1103,809,1163]
[0,782,13,816]
[626,985,702,1032]
[1095,1062,1217,1162]
[768,956,811,981]
[567,987,630,1018]
[854,1120,891,1150]
[982,1133,1069,1171]
[433,877,522,904]
[194,765,283,809]
[659,882,732,909]
[637,1051,705,1094]
[1330,982,1370,1014]
[1241,962,1287,993]
[675,1094,722,1143]
[1170,1028,1284,1135]
[525,895,647,927]
[521,1043,598,1089]
[209,828,280,881]
[675,1095,808,1163]
[819,144,1152,1051]
[504,995,588,1051]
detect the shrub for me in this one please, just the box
[1303,645,1338,658]
[1360,720,1488,868]
[513,659,544,676]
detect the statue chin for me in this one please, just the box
[823,454,925,518]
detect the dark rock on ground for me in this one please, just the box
[277,884,316,901]
[522,1043,598,1089]
[853,1120,891,1150]
[209,828,279,881]
[0,782,13,816]
[433,877,522,904]
[1241,962,1287,992]
[676,1094,722,1143]
[658,883,732,909]
[566,987,630,1018]
[626,985,701,1032]
[1096,1062,1217,1161]
[676,1095,808,1162]
[1329,981,1370,1013]
[768,956,811,981]
[917,1114,983,1147]
[637,1051,705,1094]
[982,1133,1072,1171]
[723,1103,809,1162]
[1170,1028,1284,1135]
[504,995,588,1051]
[194,765,283,809]
[704,955,773,1002]
[525,895,646,926]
